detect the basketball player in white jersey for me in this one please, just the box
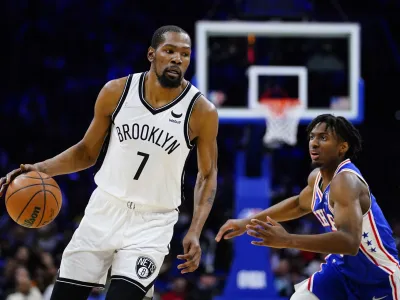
[0,25,219,300]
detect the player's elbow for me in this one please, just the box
[76,141,97,167]
[347,236,360,256]
[337,231,360,256]
[348,245,359,256]
[337,229,361,256]
[198,165,217,181]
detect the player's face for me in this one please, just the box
[309,122,347,168]
[149,32,191,88]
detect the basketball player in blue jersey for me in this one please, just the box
[0,25,219,300]
[216,114,400,299]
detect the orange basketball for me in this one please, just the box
[5,171,62,228]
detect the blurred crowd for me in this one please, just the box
[2,1,400,300]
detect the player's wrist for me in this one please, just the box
[187,228,201,238]
[242,218,252,226]
[32,162,45,173]
[285,233,295,248]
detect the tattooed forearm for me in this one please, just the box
[188,171,217,235]
[207,188,217,205]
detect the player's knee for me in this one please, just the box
[105,278,148,300]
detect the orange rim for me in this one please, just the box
[259,98,300,116]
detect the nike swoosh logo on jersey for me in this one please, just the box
[372,296,388,300]
[171,111,182,118]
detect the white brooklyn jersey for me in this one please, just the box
[94,72,201,210]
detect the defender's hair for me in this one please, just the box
[306,114,362,159]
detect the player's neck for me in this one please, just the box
[319,158,346,184]
[319,168,336,185]
[145,71,187,106]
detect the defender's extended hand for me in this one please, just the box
[246,217,291,249]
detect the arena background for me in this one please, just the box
[1,1,400,299]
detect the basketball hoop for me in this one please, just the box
[260,98,302,148]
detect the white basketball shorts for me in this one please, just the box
[57,187,178,294]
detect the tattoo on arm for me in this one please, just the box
[207,188,217,205]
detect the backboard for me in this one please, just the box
[195,21,363,125]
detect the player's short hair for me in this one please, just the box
[151,25,190,49]
[306,114,363,159]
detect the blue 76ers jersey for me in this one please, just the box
[311,159,400,284]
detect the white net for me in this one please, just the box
[261,99,303,148]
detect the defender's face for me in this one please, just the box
[148,32,191,88]
[309,122,343,168]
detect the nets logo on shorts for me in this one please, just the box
[136,256,157,279]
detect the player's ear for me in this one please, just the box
[147,47,155,63]
[340,141,349,157]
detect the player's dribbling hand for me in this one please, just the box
[246,217,291,249]
[177,232,201,274]
[0,164,37,197]
[215,218,249,242]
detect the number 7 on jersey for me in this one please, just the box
[134,152,150,180]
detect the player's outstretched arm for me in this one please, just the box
[215,169,317,242]
[247,172,363,255]
[0,77,127,197]
[177,96,218,274]
[288,172,363,255]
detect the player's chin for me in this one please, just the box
[161,74,182,88]
[310,159,323,168]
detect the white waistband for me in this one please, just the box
[96,188,178,213]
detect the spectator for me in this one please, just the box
[6,266,42,300]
